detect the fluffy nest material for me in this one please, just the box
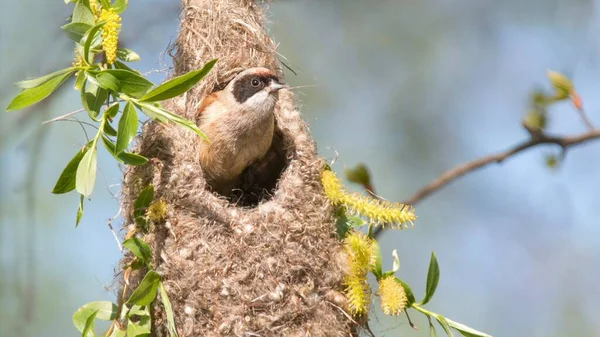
[119,0,356,336]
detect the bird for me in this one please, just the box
[195,67,288,196]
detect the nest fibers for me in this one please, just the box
[119,0,356,335]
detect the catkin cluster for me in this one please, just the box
[321,170,416,227]
[99,8,121,64]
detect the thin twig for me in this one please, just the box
[142,67,170,76]
[42,97,127,126]
[405,310,417,330]
[363,320,377,337]
[108,207,123,252]
[41,108,85,125]
[324,301,358,325]
[371,129,600,238]
[576,107,594,130]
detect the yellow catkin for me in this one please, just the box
[89,0,99,17]
[321,170,345,204]
[72,47,84,68]
[99,8,121,65]
[344,231,373,273]
[147,199,168,222]
[378,276,408,316]
[344,274,370,315]
[320,170,416,228]
[343,231,374,315]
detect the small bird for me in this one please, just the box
[196,67,288,196]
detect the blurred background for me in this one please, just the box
[1,0,600,336]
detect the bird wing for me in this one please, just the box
[196,92,219,121]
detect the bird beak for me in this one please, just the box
[268,82,289,93]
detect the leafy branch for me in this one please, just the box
[322,169,491,337]
[5,0,216,225]
[5,1,217,336]
[72,185,177,337]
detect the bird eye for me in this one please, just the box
[251,78,261,87]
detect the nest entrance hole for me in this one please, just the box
[217,128,288,207]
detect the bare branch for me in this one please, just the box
[372,128,600,238]
[41,108,85,125]
[403,129,600,205]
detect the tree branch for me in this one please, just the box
[371,128,600,238]
[403,129,600,205]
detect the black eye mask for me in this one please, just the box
[232,74,279,103]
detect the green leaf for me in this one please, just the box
[159,282,179,337]
[107,101,120,118]
[104,122,117,137]
[15,68,76,89]
[73,308,95,334]
[99,0,110,9]
[73,308,96,336]
[118,152,148,166]
[547,70,574,100]
[75,145,97,197]
[6,71,74,111]
[344,163,371,186]
[129,259,145,270]
[396,278,416,306]
[83,21,106,64]
[95,72,120,93]
[133,185,154,227]
[334,211,350,239]
[436,315,454,337]
[429,318,438,337]
[76,194,84,226]
[137,102,168,123]
[392,249,400,273]
[135,102,207,140]
[420,252,440,305]
[140,59,216,102]
[123,238,151,264]
[82,76,109,120]
[127,319,151,337]
[81,309,98,337]
[347,216,366,227]
[101,70,153,97]
[74,301,118,322]
[101,135,148,166]
[112,0,128,13]
[116,48,139,62]
[127,270,161,306]
[52,144,90,194]
[74,70,86,91]
[370,239,382,279]
[107,327,126,337]
[73,301,118,335]
[61,22,93,41]
[115,102,138,155]
[113,60,138,73]
[127,305,150,318]
[446,318,492,337]
[139,315,151,332]
[73,0,94,24]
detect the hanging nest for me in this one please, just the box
[119,0,357,336]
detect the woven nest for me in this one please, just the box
[119,0,356,336]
